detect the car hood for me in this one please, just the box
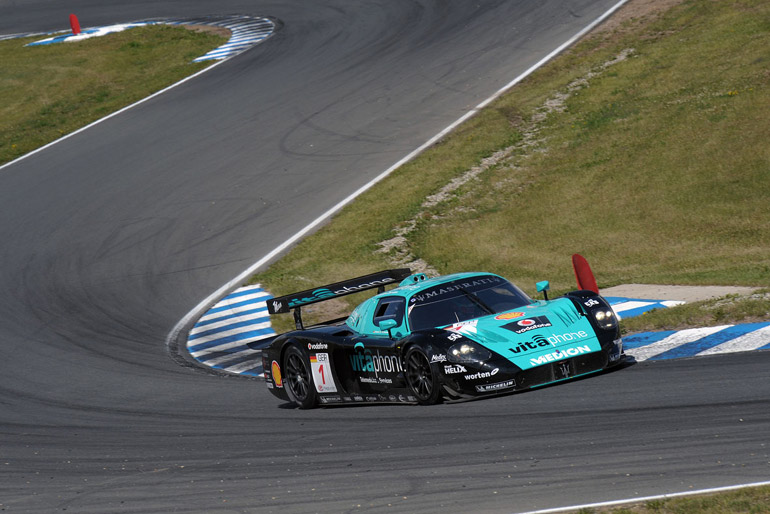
[443,298,601,370]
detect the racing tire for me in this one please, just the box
[404,347,442,405]
[283,345,318,409]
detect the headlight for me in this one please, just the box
[592,308,618,330]
[447,342,492,364]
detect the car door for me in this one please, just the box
[333,296,408,397]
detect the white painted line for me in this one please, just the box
[515,480,770,514]
[0,56,218,173]
[167,0,633,353]
[627,325,730,361]
[697,324,770,356]
[226,283,268,294]
[611,300,654,313]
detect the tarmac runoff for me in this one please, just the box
[187,283,769,377]
[600,284,758,303]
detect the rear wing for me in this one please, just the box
[267,268,412,329]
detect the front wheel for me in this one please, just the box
[283,345,318,409]
[404,347,442,405]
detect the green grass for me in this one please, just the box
[0,25,226,165]
[251,0,770,333]
[575,484,770,513]
[411,0,770,289]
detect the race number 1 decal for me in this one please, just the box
[310,353,337,393]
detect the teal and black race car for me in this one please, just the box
[262,268,623,408]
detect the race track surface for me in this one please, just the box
[2,1,768,512]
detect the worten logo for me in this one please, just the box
[349,342,403,382]
[287,278,396,307]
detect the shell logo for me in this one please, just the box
[495,311,525,320]
[271,360,283,388]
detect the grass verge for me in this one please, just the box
[251,0,770,332]
[0,25,227,166]
[575,484,770,513]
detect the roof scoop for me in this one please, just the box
[401,273,428,286]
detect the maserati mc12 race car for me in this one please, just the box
[261,268,623,408]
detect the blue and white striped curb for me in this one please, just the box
[610,297,770,361]
[606,296,685,319]
[624,322,770,361]
[186,289,769,376]
[184,17,275,62]
[0,31,49,42]
[187,284,275,377]
[12,15,275,62]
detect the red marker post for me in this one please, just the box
[571,253,599,294]
[69,14,81,35]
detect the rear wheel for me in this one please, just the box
[283,345,318,409]
[404,347,441,405]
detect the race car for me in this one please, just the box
[262,268,623,408]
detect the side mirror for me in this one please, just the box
[536,280,550,301]
[378,318,398,338]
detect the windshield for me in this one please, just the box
[407,275,532,332]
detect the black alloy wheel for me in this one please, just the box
[283,345,318,409]
[404,347,441,405]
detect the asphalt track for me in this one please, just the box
[1,1,768,512]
